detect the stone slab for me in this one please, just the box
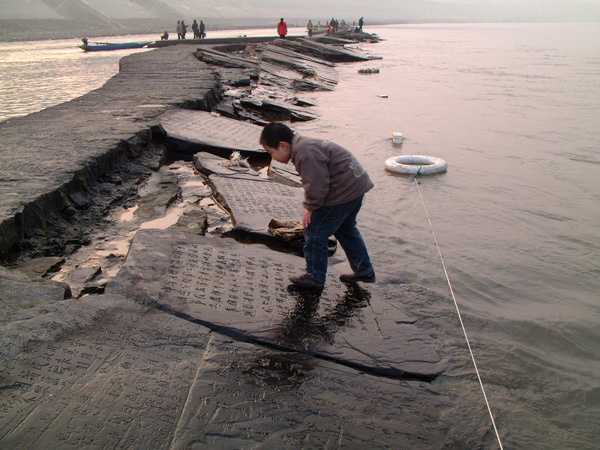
[272,38,371,63]
[196,47,260,69]
[193,151,262,179]
[14,256,65,279]
[208,174,304,236]
[159,109,267,159]
[258,45,338,90]
[194,153,318,254]
[0,290,453,448]
[205,167,336,254]
[192,149,301,190]
[240,96,318,122]
[0,267,68,317]
[0,293,215,448]
[269,160,302,187]
[107,229,441,379]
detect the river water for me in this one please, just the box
[1,23,599,448]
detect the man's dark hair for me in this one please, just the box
[260,122,294,148]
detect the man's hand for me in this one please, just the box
[302,209,313,228]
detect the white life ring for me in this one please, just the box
[385,155,447,175]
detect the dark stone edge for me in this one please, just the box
[0,130,151,260]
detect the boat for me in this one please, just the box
[79,38,152,52]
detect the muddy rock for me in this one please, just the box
[170,205,208,236]
[133,167,180,221]
[13,256,65,279]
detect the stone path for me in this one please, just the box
[0,36,489,448]
[0,229,457,449]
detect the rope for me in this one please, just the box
[412,180,504,450]
[375,88,504,449]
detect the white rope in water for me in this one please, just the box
[375,91,504,449]
[412,182,504,450]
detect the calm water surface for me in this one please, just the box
[297,23,600,449]
[1,23,599,448]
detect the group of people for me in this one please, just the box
[168,19,205,40]
[307,17,365,37]
[325,17,364,34]
[278,16,365,39]
[165,15,364,42]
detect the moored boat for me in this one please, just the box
[79,38,151,52]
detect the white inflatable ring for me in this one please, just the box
[385,155,447,175]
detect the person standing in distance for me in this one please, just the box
[192,20,199,39]
[260,122,376,290]
[181,20,187,39]
[277,18,288,39]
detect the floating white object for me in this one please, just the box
[385,155,448,175]
[377,94,388,98]
[392,132,404,144]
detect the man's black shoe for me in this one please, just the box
[290,273,324,290]
[339,272,376,284]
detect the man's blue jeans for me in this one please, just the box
[304,195,374,283]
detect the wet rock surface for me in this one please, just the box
[0,291,453,449]
[107,229,442,380]
[0,33,486,448]
[0,228,458,448]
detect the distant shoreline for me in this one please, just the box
[0,18,403,43]
[3,17,595,43]
[0,18,487,43]
[0,18,272,43]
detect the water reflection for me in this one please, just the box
[0,37,154,122]
[243,351,314,389]
[244,284,371,388]
[281,284,371,349]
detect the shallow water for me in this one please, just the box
[293,23,600,448]
[1,23,599,447]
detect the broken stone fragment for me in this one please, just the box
[268,218,304,241]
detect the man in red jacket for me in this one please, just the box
[277,18,288,39]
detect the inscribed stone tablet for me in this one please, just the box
[209,175,304,234]
[193,151,261,180]
[160,109,264,153]
[107,229,441,378]
[269,160,302,187]
[0,294,213,448]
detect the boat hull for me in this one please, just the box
[79,42,151,52]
